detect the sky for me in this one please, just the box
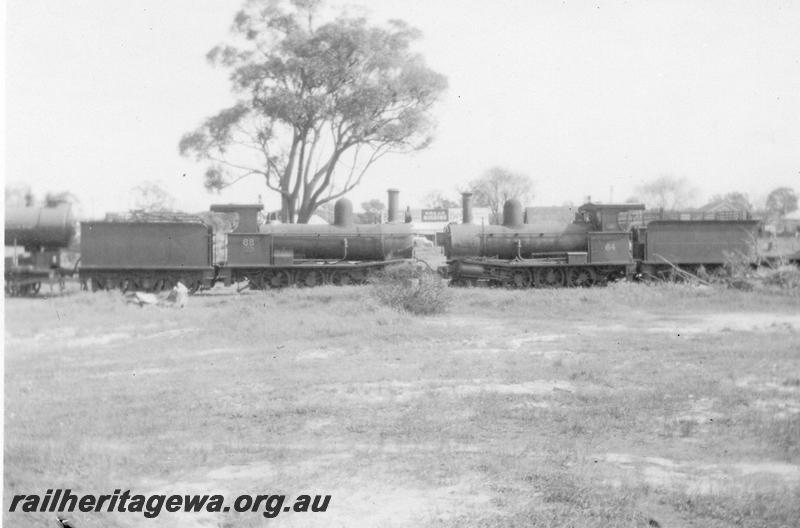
[5,0,800,219]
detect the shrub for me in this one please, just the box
[370,262,452,315]
[762,266,800,290]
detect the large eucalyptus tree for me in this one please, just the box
[180,0,447,222]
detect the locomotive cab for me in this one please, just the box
[576,202,645,232]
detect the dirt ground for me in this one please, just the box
[4,282,800,527]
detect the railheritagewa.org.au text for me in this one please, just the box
[9,489,331,519]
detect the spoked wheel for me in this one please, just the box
[509,269,532,288]
[302,271,323,287]
[567,267,596,287]
[535,267,565,288]
[330,271,352,286]
[268,271,292,289]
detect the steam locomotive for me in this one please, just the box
[5,188,762,295]
[77,189,413,292]
[440,193,760,287]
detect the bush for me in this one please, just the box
[762,266,800,290]
[370,262,452,315]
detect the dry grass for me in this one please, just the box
[5,284,800,527]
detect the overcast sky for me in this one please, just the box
[5,0,800,218]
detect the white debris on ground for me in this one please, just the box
[125,282,189,308]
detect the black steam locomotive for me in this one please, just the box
[440,193,760,287]
[76,189,414,292]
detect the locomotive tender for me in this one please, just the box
[79,219,215,292]
[441,193,760,287]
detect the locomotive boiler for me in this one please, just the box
[217,191,414,288]
[5,202,78,295]
[442,194,646,287]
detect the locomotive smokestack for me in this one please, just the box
[461,192,473,224]
[387,188,399,223]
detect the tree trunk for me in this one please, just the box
[281,196,293,223]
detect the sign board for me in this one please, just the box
[421,209,449,222]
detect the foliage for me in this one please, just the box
[422,190,459,209]
[765,186,798,219]
[130,181,177,212]
[5,184,34,207]
[6,186,80,209]
[469,167,534,224]
[634,175,695,210]
[761,266,800,292]
[371,262,452,315]
[180,0,447,223]
[356,198,385,224]
[709,191,753,212]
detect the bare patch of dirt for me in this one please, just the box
[647,312,800,335]
[139,456,492,528]
[596,452,800,493]
[296,347,344,361]
[268,480,492,528]
[754,398,800,418]
[452,379,574,396]
[674,397,724,426]
[736,376,800,394]
[310,378,575,404]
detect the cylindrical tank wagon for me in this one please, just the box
[6,203,76,249]
[5,202,78,295]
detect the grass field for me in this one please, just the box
[4,282,800,527]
